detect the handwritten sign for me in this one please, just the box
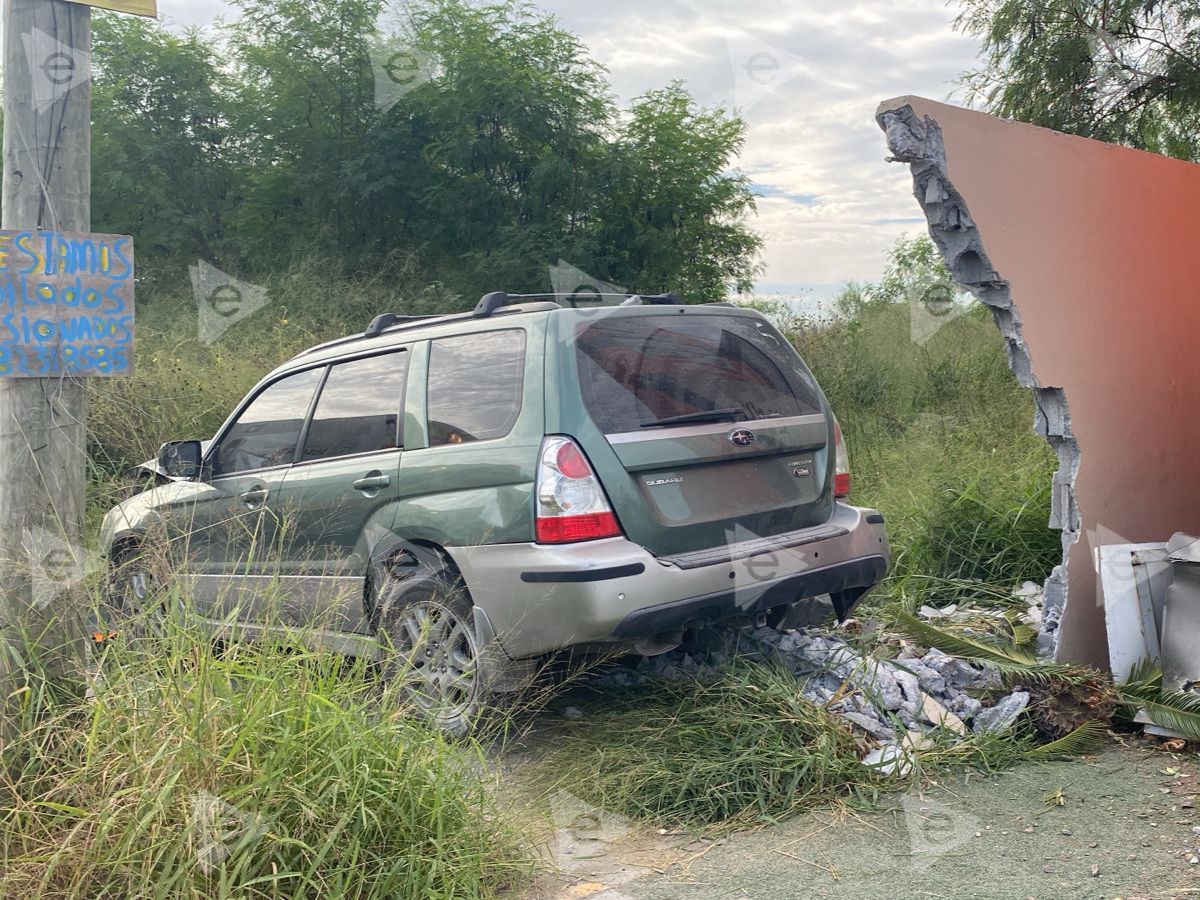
[0,230,135,378]
[64,0,158,17]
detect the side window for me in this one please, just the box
[302,352,409,462]
[213,368,323,477]
[427,330,526,447]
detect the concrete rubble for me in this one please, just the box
[588,588,1043,773]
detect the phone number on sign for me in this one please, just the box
[0,344,129,376]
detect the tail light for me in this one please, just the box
[535,437,622,543]
[833,418,852,499]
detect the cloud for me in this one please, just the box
[160,0,229,28]
[159,0,981,290]
[750,184,820,206]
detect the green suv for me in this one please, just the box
[102,292,890,732]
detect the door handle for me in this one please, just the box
[240,486,269,508]
[353,472,391,492]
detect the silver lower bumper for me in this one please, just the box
[446,503,891,659]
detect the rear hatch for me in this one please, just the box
[555,307,836,557]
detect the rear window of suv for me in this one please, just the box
[574,314,822,434]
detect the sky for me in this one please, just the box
[160,0,981,300]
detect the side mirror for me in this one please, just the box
[159,440,203,480]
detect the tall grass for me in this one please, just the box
[549,663,878,830]
[0,583,534,899]
[789,300,1060,605]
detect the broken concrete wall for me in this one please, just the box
[876,96,1200,668]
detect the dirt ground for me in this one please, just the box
[530,741,1200,900]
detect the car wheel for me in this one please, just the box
[107,548,168,637]
[374,565,482,738]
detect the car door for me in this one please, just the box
[269,349,409,632]
[186,366,325,620]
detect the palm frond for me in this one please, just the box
[1120,690,1200,740]
[892,611,1088,684]
[1009,623,1037,646]
[1118,659,1163,700]
[1025,721,1109,759]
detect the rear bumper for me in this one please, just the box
[447,503,891,659]
[610,555,887,639]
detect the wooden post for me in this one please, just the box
[0,0,91,739]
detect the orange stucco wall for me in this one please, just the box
[878,96,1200,666]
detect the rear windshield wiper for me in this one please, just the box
[641,408,745,429]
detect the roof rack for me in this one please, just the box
[300,289,687,357]
[472,291,684,318]
[364,312,438,337]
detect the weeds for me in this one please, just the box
[550,662,884,831]
[794,300,1060,607]
[0,589,533,899]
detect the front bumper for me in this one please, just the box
[447,503,890,659]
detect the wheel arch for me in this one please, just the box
[108,533,145,564]
[363,533,463,626]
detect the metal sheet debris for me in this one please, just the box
[1162,533,1200,694]
[1099,543,1170,683]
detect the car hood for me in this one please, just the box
[100,477,219,557]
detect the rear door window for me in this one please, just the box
[427,330,526,446]
[575,315,821,434]
[301,351,408,462]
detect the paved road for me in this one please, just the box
[534,743,1200,900]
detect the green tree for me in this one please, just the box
[958,1,1200,159]
[229,0,384,254]
[593,84,763,300]
[394,0,615,293]
[833,234,958,319]
[83,0,763,302]
[91,14,239,263]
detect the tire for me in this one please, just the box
[374,560,483,738]
[106,546,167,637]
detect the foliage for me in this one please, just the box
[1115,660,1200,739]
[92,16,240,264]
[550,663,875,830]
[590,84,764,297]
[1024,721,1109,759]
[793,244,1060,605]
[835,234,959,318]
[0,589,532,899]
[957,0,1200,160]
[89,0,761,300]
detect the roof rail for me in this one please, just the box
[302,290,689,357]
[621,292,684,306]
[473,290,685,318]
[364,312,437,337]
[473,291,511,318]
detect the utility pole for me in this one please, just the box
[0,0,92,740]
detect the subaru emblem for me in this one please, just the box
[729,428,756,447]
